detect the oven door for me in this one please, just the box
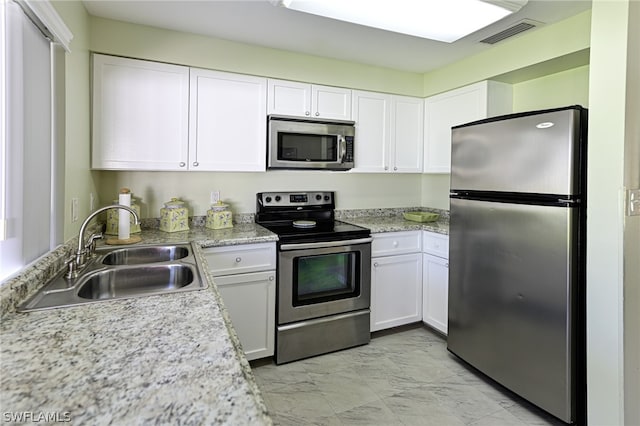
[277,238,371,324]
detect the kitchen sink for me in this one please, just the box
[101,245,189,265]
[77,264,194,300]
[18,242,207,312]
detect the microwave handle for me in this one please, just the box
[339,136,347,163]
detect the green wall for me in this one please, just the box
[89,17,424,96]
[51,1,94,241]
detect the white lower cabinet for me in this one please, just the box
[422,231,450,334]
[202,243,276,360]
[215,271,276,361]
[370,232,422,332]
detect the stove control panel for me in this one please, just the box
[258,191,334,208]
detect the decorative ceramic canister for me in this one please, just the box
[105,197,142,235]
[206,202,233,230]
[159,198,189,232]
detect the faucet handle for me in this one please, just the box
[84,232,103,258]
[64,256,79,280]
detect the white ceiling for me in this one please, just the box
[82,0,591,74]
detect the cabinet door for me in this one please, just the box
[216,271,276,361]
[92,54,189,170]
[351,90,390,172]
[390,95,423,173]
[422,253,449,334]
[190,69,267,171]
[423,81,512,174]
[267,79,311,117]
[312,85,352,120]
[371,253,422,332]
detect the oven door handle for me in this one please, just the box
[280,237,372,251]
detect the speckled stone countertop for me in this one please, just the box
[337,207,449,235]
[0,224,275,425]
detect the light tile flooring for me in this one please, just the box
[251,325,566,426]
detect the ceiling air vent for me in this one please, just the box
[479,20,539,44]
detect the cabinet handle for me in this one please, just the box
[179,162,186,167]
[193,162,199,167]
[235,257,242,263]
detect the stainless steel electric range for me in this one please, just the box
[256,191,372,364]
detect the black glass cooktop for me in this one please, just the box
[259,220,370,244]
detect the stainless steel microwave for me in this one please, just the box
[267,115,355,171]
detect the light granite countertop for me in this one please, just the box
[0,209,447,424]
[0,224,276,425]
[337,208,449,235]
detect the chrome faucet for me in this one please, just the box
[66,205,140,279]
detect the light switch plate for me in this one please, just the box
[210,190,220,204]
[627,189,640,217]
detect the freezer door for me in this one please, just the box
[451,108,585,196]
[447,198,579,423]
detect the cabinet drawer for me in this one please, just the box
[422,231,449,259]
[202,243,276,276]
[372,231,421,257]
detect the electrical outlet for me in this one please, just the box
[71,198,79,222]
[210,190,220,204]
[89,193,95,212]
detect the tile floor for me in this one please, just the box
[251,324,567,426]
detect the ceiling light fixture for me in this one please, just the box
[272,0,527,43]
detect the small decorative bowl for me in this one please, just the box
[402,211,440,223]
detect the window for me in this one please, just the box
[0,0,71,282]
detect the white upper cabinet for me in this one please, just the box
[351,90,390,172]
[92,55,267,172]
[189,68,267,171]
[267,79,352,121]
[390,95,424,173]
[92,54,190,170]
[352,91,423,173]
[423,80,512,174]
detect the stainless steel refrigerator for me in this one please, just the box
[447,106,587,424]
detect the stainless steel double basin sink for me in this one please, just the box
[19,243,207,312]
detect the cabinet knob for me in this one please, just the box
[193,162,199,167]
[179,162,186,167]
[384,166,389,171]
[445,263,449,267]
[394,166,398,171]
[393,241,399,247]
[373,262,379,267]
[305,111,310,116]
[269,275,275,281]
[315,112,320,116]
[235,257,242,263]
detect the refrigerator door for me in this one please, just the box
[451,108,585,196]
[448,197,578,423]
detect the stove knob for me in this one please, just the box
[324,195,330,201]
[275,195,281,202]
[265,196,272,203]
[315,194,322,201]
